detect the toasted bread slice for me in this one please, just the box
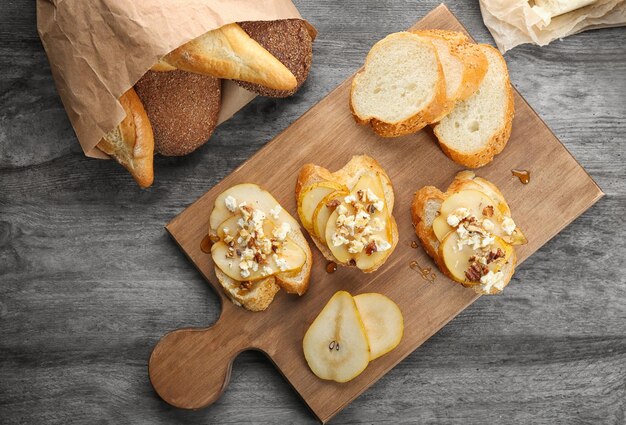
[162,23,297,91]
[209,184,312,310]
[296,155,398,273]
[215,268,280,312]
[97,88,154,188]
[350,32,447,137]
[411,171,521,295]
[433,44,515,168]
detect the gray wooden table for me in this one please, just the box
[1,1,625,423]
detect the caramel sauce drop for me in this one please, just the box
[326,261,338,274]
[409,260,436,283]
[511,169,530,184]
[200,235,213,253]
[411,241,419,249]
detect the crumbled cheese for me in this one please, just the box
[262,265,273,276]
[502,216,516,235]
[237,218,245,228]
[224,195,237,212]
[354,210,370,227]
[269,205,282,220]
[273,222,291,241]
[241,248,254,261]
[348,240,365,254]
[332,233,350,247]
[446,207,471,227]
[344,195,356,204]
[366,188,379,202]
[337,204,348,215]
[240,269,251,279]
[480,270,504,293]
[482,219,495,232]
[375,239,392,252]
[370,217,384,231]
[373,200,384,212]
[274,255,288,272]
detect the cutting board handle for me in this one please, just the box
[149,312,250,409]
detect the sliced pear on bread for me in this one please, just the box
[298,181,348,232]
[312,190,349,242]
[210,183,300,233]
[353,293,403,360]
[432,189,526,245]
[412,171,523,295]
[440,232,513,284]
[433,44,515,168]
[303,291,370,383]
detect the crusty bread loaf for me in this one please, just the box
[411,171,518,295]
[237,19,313,98]
[295,155,398,273]
[162,23,297,92]
[433,44,514,168]
[350,32,447,137]
[97,88,154,188]
[134,70,221,157]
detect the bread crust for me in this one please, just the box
[349,32,448,137]
[433,44,515,168]
[134,70,221,157]
[97,88,154,188]
[295,155,398,272]
[215,268,280,312]
[237,19,313,98]
[163,23,297,91]
[411,171,518,294]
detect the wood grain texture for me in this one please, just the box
[1,1,625,424]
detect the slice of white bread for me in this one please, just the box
[350,32,447,137]
[295,155,398,273]
[411,171,518,295]
[210,184,312,311]
[161,23,297,91]
[433,44,515,168]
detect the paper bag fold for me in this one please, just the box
[37,0,305,158]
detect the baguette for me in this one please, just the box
[350,32,447,137]
[296,155,398,273]
[97,88,154,188]
[433,44,514,168]
[411,171,525,295]
[162,23,297,92]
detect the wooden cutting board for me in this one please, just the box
[149,4,603,423]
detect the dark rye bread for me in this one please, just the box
[237,19,313,98]
[134,70,221,156]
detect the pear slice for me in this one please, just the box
[324,173,393,269]
[298,181,348,231]
[439,231,513,284]
[303,291,370,383]
[432,190,527,245]
[353,293,403,360]
[212,214,306,282]
[209,183,299,233]
[312,190,349,242]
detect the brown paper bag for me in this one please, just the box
[36,0,308,159]
[479,0,626,53]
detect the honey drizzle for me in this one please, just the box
[410,260,436,283]
[326,261,338,274]
[511,169,530,184]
